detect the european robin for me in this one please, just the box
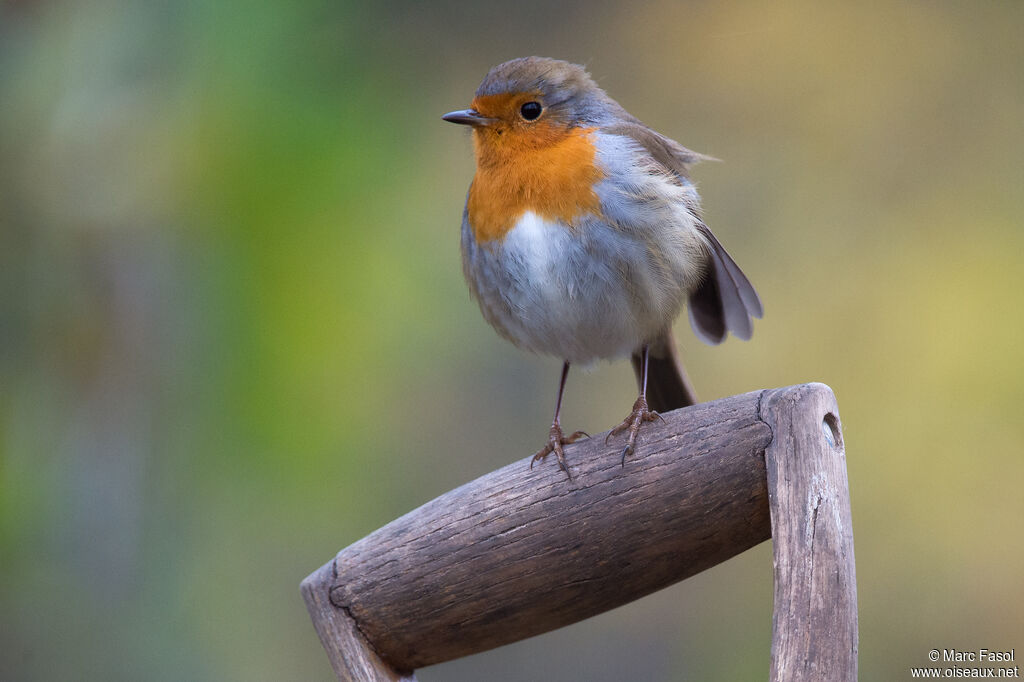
[443,57,762,478]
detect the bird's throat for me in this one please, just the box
[467,126,604,243]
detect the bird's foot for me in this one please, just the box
[606,395,664,465]
[531,422,589,480]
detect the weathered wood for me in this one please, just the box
[300,562,416,682]
[301,383,858,681]
[320,390,773,672]
[763,383,858,681]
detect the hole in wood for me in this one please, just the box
[822,412,842,450]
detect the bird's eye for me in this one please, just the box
[519,101,542,121]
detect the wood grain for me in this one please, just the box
[763,383,858,681]
[300,562,417,681]
[317,389,773,671]
[301,383,858,681]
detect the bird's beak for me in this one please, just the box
[442,109,497,127]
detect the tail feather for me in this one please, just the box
[631,329,698,413]
[635,225,762,413]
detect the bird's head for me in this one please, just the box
[443,57,617,161]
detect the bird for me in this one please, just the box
[443,57,762,478]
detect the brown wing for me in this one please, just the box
[689,222,763,344]
[608,121,762,346]
[604,121,717,181]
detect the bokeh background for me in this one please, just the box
[2,1,1022,680]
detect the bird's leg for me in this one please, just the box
[531,361,588,479]
[607,344,665,465]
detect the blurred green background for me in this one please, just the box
[2,1,1021,680]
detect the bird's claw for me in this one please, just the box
[531,423,588,480]
[608,395,661,465]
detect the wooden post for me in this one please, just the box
[764,384,858,680]
[301,383,857,680]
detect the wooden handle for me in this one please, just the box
[764,383,858,681]
[300,562,417,681]
[301,383,857,681]
[305,389,773,673]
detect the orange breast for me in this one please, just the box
[467,124,604,243]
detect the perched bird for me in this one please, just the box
[443,57,762,478]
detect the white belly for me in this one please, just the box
[462,209,704,364]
